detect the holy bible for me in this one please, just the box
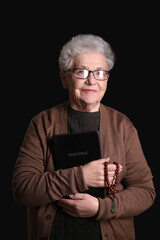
[53,131,105,198]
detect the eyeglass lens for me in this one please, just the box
[73,69,108,80]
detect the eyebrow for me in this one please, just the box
[75,65,106,70]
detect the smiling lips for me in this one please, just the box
[81,89,97,93]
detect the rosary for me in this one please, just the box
[104,161,120,213]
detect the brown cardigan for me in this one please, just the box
[12,101,156,240]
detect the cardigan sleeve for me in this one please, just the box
[12,116,88,208]
[94,126,156,221]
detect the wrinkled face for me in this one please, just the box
[60,52,109,112]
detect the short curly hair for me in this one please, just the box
[58,34,115,71]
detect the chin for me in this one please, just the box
[82,95,98,102]
[84,98,100,105]
[81,99,100,110]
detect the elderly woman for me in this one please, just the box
[12,34,156,240]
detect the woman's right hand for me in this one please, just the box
[82,158,122,187]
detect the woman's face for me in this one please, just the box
[60,52,109,112]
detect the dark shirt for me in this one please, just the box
[50,106,102,240]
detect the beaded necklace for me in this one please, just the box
[104,162,120,213]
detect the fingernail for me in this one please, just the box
[106,157,110,162]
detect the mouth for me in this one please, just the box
[81,89,97,93]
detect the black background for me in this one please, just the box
[5,2,159,239]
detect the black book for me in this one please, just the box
[53,131,105,198]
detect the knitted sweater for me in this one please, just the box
[12,101,156,240]
[50,106,101,240]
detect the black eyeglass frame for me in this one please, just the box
[65,68,110,81]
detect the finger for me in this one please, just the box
[107,163,123,171]
[106,157,110,162]
[94,157,110,164]
[108,177,114,182]
[119,165,123,172]
[58,198,74,206]
[107,171,116,177]
[107,164,116,171]
[69,193,84,200]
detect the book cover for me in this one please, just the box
[53,131,105,198]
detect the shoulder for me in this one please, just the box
[101,104,133,125]
[100,104,139,153]
[33,101,69,122]
[26,102,69,134]
[100,103,137,137]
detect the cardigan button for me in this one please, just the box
[46,214,51,220]
[105,233,108,238]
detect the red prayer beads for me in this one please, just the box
[104,161,120,213]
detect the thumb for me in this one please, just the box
[105,157,110,163]
[69,193,84,200]
[97,157,110,163]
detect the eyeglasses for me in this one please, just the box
[65,68,109,81]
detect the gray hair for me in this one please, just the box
[58,34,115,71]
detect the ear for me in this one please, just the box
[59,71,68,89]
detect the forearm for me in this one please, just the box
[94,177,156,221]
[12,165,88,207]
[12,116,88,207]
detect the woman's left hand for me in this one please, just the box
[57,193,99,217]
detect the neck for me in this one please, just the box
[70,101,100,112]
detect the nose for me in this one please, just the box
[85,72,96,85]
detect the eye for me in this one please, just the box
[74,69,88,78]
[77,69,85,75]
[96,71,101,75]
[95,70,104,78]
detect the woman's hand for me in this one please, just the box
[82,157,123,187]
[58,159,123,218]
[57,193,99,217]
